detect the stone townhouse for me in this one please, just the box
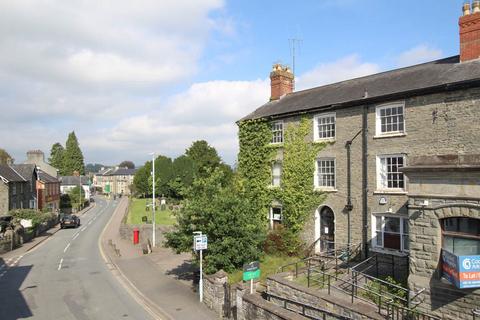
[37,170,61,211]
[23,150,59,178]
[94,167,136,196]
[10,164,39,210]
[60,176,91,200]
[240,3,480,318]
[0,165,33,214]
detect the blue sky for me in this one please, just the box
[0,0,466,167]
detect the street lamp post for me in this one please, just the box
[151,153,156,247]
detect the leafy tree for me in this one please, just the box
[185,140,221,177]
[169,155,196,198]
[49,143,65,173]
[152,155,173,197]
[85,163,105,173]
[133,163,151,196]
[63,132,85,175]
[119,160,135,169]
[67,186,86,211]
[165,168,265,274]
[0,148,13,165]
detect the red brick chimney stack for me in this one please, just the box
[460,1,480,62]
[270,63,294,101]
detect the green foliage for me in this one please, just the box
[67,186,86,210]
[152,155,174,197]
[185,140,221,177]
[85,163,105,174]
[63,131,85,175]
[133,162,151,196]
[165,168,266,274]
[119,160,135,169]
[10,209,56,229]
[170,155,196,198]
[237,117,326,253]
[60,194,72,209]
[49,143,65,173]
[0,148,13,165]
[362,276,407,306]
[263,225,302,256]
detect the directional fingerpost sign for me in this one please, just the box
[243,261,260,281]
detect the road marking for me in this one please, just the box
[88,220,93,225]
[81,226,87,232]
[0,271,6,278]
[64,243,71,253]
[72,233,79,240]
[58,258,63,271]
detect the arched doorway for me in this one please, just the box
[315,205,335,254]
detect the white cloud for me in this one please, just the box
[296,54,381,90]
[396,44,443,67]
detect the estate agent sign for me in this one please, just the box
[442,249,480,289]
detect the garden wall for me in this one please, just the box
[119,223,173,247]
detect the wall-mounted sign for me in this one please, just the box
[442,249,480,289]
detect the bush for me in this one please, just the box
[9,209,56,230]
[362,276,407,306]
[264,225,304,256]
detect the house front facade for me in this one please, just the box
[0,165,31,214]
[94,167,136,196]
[239,4,480,319]
[60,176,91,200]
[37,170,60,211]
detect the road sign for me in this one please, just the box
[243,261,261,281]
[194,235,208,251]
[105,183,110,193]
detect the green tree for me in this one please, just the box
[67,186,86,211]
[169,155,196,198]
[165,168,265,274]
[63,132,85,175]
[152,155,173,197]
[185,140,221,177]
[0,148,13,165]
[119,160,135,169]
[133,162,151,196]
[49,143,65,173]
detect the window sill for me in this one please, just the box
[373,190,407,195]
[314,188,338,193]
[373,133,406,139]
[313,138,335,144]
[268,185,281,190]
[370,247,409,257]
[268,143,284,148]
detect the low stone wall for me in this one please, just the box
[242,294,309,320]
[203,270,229,317]
[267,273,383,320]
[119,223,173,247]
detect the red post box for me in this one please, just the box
[133,228,139,245]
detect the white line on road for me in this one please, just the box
[64,243,71,253]
[81,226,87,232]
[72,233,79,240]
[88,220,92,225]
[58,258,63,271]
[0,271,6,277]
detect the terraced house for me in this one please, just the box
[240,3,480,319]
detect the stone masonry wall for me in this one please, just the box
[0,182,8,215]
[203,270,228,317]
[242,294,309,320]
[408,195,480,320]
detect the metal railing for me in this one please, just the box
[385,301,441,320]
[473,308,480,320]
[264,292,353,320]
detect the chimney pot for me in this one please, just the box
[463,1,471,15]
[474,0,480,13]
[269,63,294,101]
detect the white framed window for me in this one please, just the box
[271,162,282,187]
[315,158,336,189]
[372,214,409,252]
[271,121,283,144]
[314,113,336,141]
[376,103,405,136]
[376,154,405,191]
[29,200,36,209]
[269,207,283,229]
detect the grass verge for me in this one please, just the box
[126,198,176,225]
[228,255,301,284]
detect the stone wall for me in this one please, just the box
[266,273,383,320]
[407,195,480,319]
[119,223,173,247]
[242,294,309,320]
[203,270,229,317]
[0,182,8,215]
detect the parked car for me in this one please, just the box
[60,214,80,229]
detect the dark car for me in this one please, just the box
[60,214,80,229]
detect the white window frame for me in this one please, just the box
[271,121,284,144]
[313,112,336,142]
[269,207,283,229]
[375,102,405,137]
[314,158,336,190]
[372,214,409,253]
[271,162,282,187]
[376,154,406,192]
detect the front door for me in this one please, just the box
[320,206,335,253]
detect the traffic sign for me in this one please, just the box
[194,235,208,251]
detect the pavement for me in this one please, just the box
[100,197,216,320]
[0,196,154,320]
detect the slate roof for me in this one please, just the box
[97,168,113,176]
[10,164,36,181]
[107,168,136,176]
[60,176,90,186]
[241,56,480,121]
[38,170,59,183]
[0,165,26,182]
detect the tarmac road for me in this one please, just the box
[0,197,154,320]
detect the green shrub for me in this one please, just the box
[264,225,303,256]
[362,276,407,306]
[10,209,56,229]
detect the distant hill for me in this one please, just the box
[85,163,106,174]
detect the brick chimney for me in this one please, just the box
[270,63,294,101]
[459,1,480,62]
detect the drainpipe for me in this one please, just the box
[345,130,362,249]
[362,105,369,258]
